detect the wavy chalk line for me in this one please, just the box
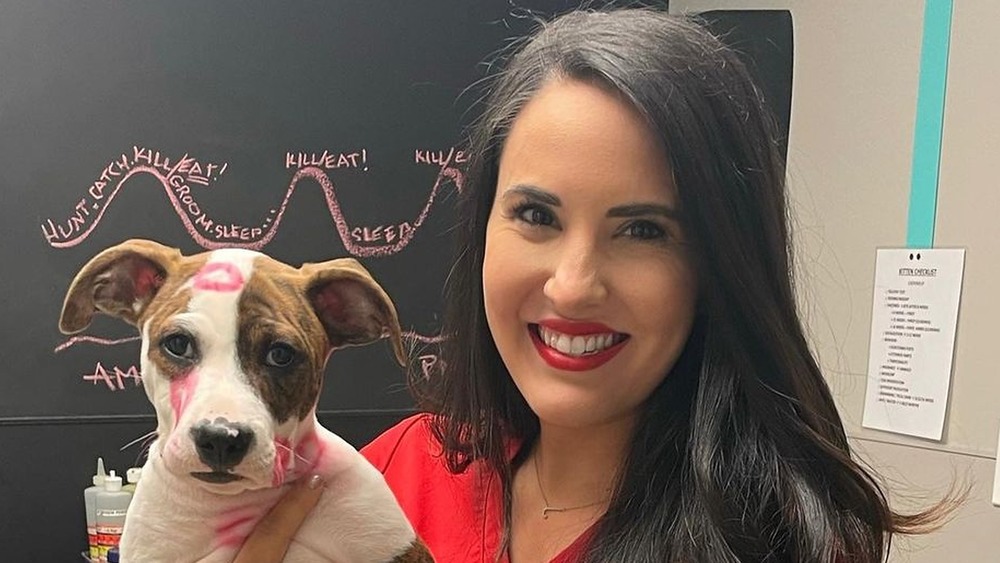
[44,161,464,257]
[55,330,444,353]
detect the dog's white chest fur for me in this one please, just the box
[122,424,417,563]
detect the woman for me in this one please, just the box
[239,8,950,562]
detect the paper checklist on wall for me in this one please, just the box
[862,248,965,440]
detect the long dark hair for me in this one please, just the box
[414,8,950,562]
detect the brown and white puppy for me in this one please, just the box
[60,239,432,563]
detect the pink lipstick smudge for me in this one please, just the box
[272,437,292,487]
[192,262,245,292]
[169,370,199,425]
[271,430,325,487]
[214,508,263,549]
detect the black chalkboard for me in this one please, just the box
[2,1,593,422]
[0,2,798,559]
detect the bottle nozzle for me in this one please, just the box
[104,469,124,492]
[92,457,107,486]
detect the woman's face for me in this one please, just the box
[483,79,698,430]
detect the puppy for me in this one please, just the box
[60,239,433,562]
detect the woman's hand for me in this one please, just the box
[233,474,325,563]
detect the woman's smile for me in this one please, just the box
[529,320,630,371]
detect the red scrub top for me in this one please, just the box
[361,414,592,563]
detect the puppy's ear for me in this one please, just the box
[300,258,406,365]
[59,239,181,334]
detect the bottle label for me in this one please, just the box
[97,525,123,563]
[97,508,128,518]
[88,524,99,559]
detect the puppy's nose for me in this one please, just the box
[190,418,255,471]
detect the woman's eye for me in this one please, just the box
[161,333,195,360]
[623,221,667,241]
[265,343,298,368]
[512,203,555,227]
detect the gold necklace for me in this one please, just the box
[532,452,609,519]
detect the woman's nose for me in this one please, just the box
[542,242,608,312]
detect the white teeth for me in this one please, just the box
[537,326,621,357]
[556,334,571,355]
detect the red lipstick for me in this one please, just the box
[530,321,628,372]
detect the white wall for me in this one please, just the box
[670,1,1000,559]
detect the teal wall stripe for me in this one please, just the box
[907,0,954,248]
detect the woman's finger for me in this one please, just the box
[233,474,325,563]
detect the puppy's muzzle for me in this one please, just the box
[189,417,255,482]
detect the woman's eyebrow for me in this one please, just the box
[607,203,680,220]
[500,184,561,206]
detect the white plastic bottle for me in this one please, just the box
[123,467,142,494]
[95,470,132,563]
[83,457,107,562]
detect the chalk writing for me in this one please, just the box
[285,150,367,171]
[350,223,413,244]
[83,362,142,391]
[405,331,446,380]
[415,147,468,166]
[41,147,228,247]
[42,146,464,256]
[418,354,442,380]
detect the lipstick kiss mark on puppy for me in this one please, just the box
[192,262,245,293]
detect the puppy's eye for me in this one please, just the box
[265,343,297,368]
[161,333,196,360]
